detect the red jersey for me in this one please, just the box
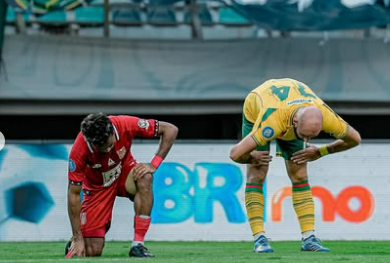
[68,115,159,191]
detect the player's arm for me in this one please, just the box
[67,182,85,257]
[66,138,86,257]
[230,113,279,165]
[323,125,361,154]
[68,183,82,239]
[229,134,258,164]
[230,134,273,165]
[292,105,361,164]
[291,125,361,164]
[133,121,178,179]
[154,121,179,160]
[318,104,361,155]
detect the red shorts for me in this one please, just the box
[80,161,136,238]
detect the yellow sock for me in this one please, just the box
[245,183,264,236]
[292,180,315,233]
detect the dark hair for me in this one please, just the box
[81,113,114,146]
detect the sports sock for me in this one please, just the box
[302,230,315,240]
[245,183,265,237]
[132,215,151,247]
[292,180,315,233]
[253,232,266,241]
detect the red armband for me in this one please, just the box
[150,155,163,169]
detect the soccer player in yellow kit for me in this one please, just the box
[230,78,361,253]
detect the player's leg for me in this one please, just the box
[123,168,155,257]
[80,188,117,256]
[279,139,330,252]
[242,109,273,253]
[84,237,105,256]
[246,163,274,253]
[246,163,269,238]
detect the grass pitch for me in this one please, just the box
[0,241,389,263]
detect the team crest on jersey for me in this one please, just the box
[262,126,274,138]
[69,159,76,172]
[108,158,116,166]
[117,146,127,159]
[81,212,87,225]
[138,119,149,129]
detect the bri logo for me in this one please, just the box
[152,162,246,224]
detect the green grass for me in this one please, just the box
[0,241,389,263]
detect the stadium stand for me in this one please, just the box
[4,0,255,38]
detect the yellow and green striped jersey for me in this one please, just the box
[243,78,348,146]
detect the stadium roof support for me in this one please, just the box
[0,0,7,73]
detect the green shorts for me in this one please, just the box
[242,115,305,160]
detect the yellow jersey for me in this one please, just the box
[243,78,349,146]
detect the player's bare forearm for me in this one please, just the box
[231,151,272,166]
[67,184,83,238]
[230,135,266,164]
[327,126,361,154]
[231,152,254,164]
[155,121,179,158]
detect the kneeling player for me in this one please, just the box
[66,113,178,258]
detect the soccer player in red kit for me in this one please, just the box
[66,113,178,258]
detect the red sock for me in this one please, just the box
[134,215,151,242]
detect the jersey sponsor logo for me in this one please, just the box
[262,126,274,138]
[138,119,149,129]
[117,146,127,159]
[102,162,122,187]
[108,158,116,166]
[92,164,102,169]
[69,159,76,172]
[287,98,313,106]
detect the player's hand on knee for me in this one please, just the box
[250,151,272,166]
[133,163,156,180]
[291,144,321,164]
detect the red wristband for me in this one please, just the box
[150,155,163,169]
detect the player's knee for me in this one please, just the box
[247,164,268,183]
[136,173,153,191]
[85,244,104,257]
[86,249,103,257]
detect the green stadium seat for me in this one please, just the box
[147,7,176,25]
[183,4,213,25]
[75,6,104,24]
[6,8,16,22]
[218,7,251,26]
[112,8,142,25]
[6,8,34,23]
[37,10,67,23]
[148,0,182,6]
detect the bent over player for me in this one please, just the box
[230,78,361,253]
[66,113,178,258]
